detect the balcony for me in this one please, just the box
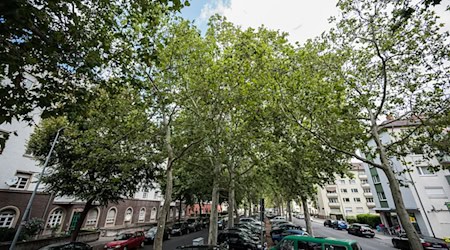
[329,202,341,208]
[326,192,338,198]
[438,154,450,167]
[364,192,373,198]
[367,202,376,207]
[358,174,368,180]
[361,183,371,188]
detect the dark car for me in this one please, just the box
[144,226,171,244]
[226,228,260,241]
[331,220,348,230]
[176,245,222,250]
[347,223,375,238]
[271,228,308,245]
[217,231,262,250]
[235,223,260,235]
[392,234,449,250]
[187,218,202,231]
[39,242,93,250]
[323,219,335,227]
[171,222,190,236]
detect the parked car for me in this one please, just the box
[270,235,361,250]
[187,218,202,231]
[271,220,290,228]
[217,231,262,250]
[176,245,222,250]
[331,220,348,230]
[235,223,263,235]
[347,223,375,238]
[171,222,190,236]
[218,218,227,230]
[104,231,145,250]
[144,226,171,244]
[271,223,303,233]
[392,234,449,250]
[39,242,93,250]
[323,219,335,227]
[240,217,263,226]
[270,216,287,223]
[225,228,260,241]
[271,229,308,245]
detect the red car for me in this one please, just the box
[104,231,145,250]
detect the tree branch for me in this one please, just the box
[173,138,204,163]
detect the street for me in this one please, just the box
[143,229,209,249]
[292,218,396,250]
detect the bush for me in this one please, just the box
[356,214,381,228]
[346,216,357,224]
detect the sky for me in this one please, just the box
[180,0,339,44]
[181,0,450,45]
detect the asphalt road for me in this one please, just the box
[291,218,396,250]
[143,228,209,250]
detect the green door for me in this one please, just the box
[69,212,81,233]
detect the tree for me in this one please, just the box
[27,87,161,241]
[274,0,449,248]
[0,0,188,124]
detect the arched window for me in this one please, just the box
[0,209,16,228]
[124,208,133,223]
[47,208,64,228]
[150,207,157,221]
[138,208,146,222]
[85,208,99,226]
[105,208,117,226]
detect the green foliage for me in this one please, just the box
[356,214,381,228]
[23,218,44,238]
[346,216,357,224]
[0,0,188,124]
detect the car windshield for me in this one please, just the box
[148,227,157,233]
[173,223,182,229]
[188,219,196,223]
[116,233,133,240]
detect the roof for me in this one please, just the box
[380,119,421,128]
[283,235,358,245]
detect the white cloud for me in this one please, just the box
[198,0,339,44]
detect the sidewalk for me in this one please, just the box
[89,236,115,250]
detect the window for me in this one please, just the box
[150,207,157,221]
[329,198,338,203]
[11,172,32,189]
[343,198,350,203]
[143,192,148,198]
[354,198,361,203]
[325,245,347,250]
[339,180,345,184]
[0,209,16,228]
[341,189,348,193]
[366,198,374,203]
[106,208,116,225]
[124,208,133,222]
[47,209,63,228]
[363,188,371,193]
[377,192,387,201]
[344,207,352,213]
[85,209,98,226]
[138,208,146,222]
[351,188,358,193]
[154,191,159,199]
[372,176,381,183]
[356,207,364,213]
[417,166,434,176]
[425,187,447,199]
[349,180,356,184]
[327,190,337,194]
[361,179,369,184]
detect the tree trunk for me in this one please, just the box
[70,198,94,242]
[287,200,292,222]
[199,201,202,217]
[154,162,173,250]
[178,199,182,221]
[301,196,313,236]
[234,201,239,224]
[228,166,235,229]
[280,200,284,217]
[368,112,422,250]
[208,161,221,245]
[244,201,248,217]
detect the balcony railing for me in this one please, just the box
[361,183,371,188]
[364,192,373,197]
[358,174,368,180]
[329,202,341,208]
[367,202,376,207]
[326,193,338,198]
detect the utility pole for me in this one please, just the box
[10,128,64,250]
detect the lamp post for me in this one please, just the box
[9,128,64,250]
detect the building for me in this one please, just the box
[361,119,450,239]
[316,163,376,220]
[0,117,183,236]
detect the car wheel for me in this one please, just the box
[123,246,128,250]
[140,241,145,248]
[220,242,229,249]
[392,240,398,249]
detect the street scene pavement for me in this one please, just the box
[292,218,396,250]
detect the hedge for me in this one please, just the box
[356,214,381,228]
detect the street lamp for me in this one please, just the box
[9,128,64,250]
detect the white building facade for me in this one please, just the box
[316,163,376,220]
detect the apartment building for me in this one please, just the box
[316,163,376,220]
[361,119,450,239]
[0,117,182,236]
